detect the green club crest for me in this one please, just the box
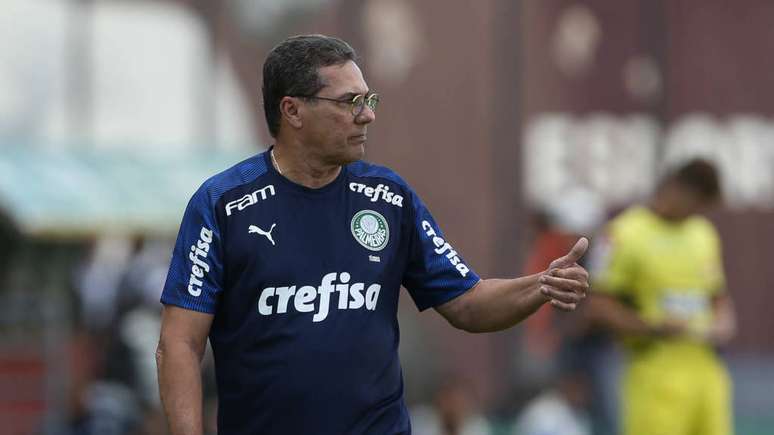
[351,210,389,251]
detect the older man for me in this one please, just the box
[156,34,589,435]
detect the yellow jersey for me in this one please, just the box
[592,206,733,435]
[592,205,725,354]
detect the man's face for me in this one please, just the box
[663,183,714,220]
[298,60,376,165]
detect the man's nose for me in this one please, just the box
[356,105,376,124]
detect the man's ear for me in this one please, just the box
[280,96,303,130]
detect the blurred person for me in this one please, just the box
[587,159,736,435]
[66,382,141,435]
[75,237,135,332]
[51,245,140,435]
[411,379,492,435]
[113,238,174,408]
[518,189,618,435]
[510,343,591,435]
[55,325,141,435]
[64,238,179,435]
[156,34,590,435]
[521,188,604,362]
[520,209,575,362]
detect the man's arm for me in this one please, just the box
[156,305,214,435]
[586,292,696,338]
[586,293,661,337]
[435,238,589,333]
[704,292,736,345]
[587,291,736,343]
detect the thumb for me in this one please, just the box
[552,237,589,268]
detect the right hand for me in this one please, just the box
[650,317,689,338]
[540,238,590,311]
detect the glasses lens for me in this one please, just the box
[365,94,379,112]
[351,94,364,115]
[351,93,379,116]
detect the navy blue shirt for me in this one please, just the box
[161,148,480,435]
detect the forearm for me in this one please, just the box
[440,275,549,333]
[704,293,736,345]
[156,341,205,435]
[587,294,654,337]
[436,238,589,333]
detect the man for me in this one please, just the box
[588,159,736,435]
[156,34,590,435]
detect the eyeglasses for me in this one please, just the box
[295,92,380,116]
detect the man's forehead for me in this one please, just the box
[317,61,368,94]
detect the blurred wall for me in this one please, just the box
[520,0,774,353]
[206,0,774,403]
[6,0,770,415]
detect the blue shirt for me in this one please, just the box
[161,148,480,435]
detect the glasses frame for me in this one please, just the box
[293,92,380,116]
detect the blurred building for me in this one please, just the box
[1,0,773,434]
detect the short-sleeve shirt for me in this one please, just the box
[590,206,725,354]
[161,148,480,435]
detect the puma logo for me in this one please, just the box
[248,223,277,246]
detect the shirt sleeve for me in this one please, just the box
[589,225,637,297]
[160,183,225,314]
[703,221,726,295]
[402,190,480,311]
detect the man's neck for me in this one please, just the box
[271,140,342,189]
[648,196,683,222]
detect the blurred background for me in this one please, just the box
[1,0,773,434]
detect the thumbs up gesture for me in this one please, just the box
[540,237,590,311]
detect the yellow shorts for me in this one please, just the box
[623,348,732,435]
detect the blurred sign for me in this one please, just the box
[524,113,658,209]
[525,113,774,210]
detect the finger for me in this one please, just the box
[540,286,582,304]
[552,237,589,268]
[549,299,577,311]
[540,275,589,296]
[550,266,589,282]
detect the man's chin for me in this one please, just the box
[345,143,366,162]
